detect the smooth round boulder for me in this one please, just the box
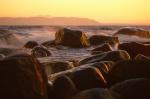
[119,42,150,59]
[79,50,130,65]
[55,28,90,48]
[52,75,77,99]
[0,53,48,99]
[31,46,51,58]
[110,78,150,99]
[108,60,150,85]
[42,61,74,75]
[89,35,119,46]
[91,43,113,55]
[72,88,121,99]
[114,27,150,38]
[24,41,39,49]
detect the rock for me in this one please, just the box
[52,75,77,99]
[135,54,150,61]
[114,27,150,38]
[41,40,56,47]
[91,43,113,55]
[49,67,107,91]
[119,42,150,59]
[24,41,39,49]
[42,61,74,75]
[55,28,89,48]
[31,46,51,58]
[110,78,150,99]
[79,50,130,65]
[108,60,150,85]
[0,54,5,59]
[0,53,48,99]
[89,35,119,46]
[0,48,15,56]
[72,88,121,99]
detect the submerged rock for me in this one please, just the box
[0,53,48,99]
[24,41,39,49]
[108,60,150,85]
[31,46,51,58]
[119,42,150,58]
[110,78,150,99]
[55,28,90,48]
[89,35,119,46]
[79,50,130,65]
[72,88,121,99]
[114,27,150,38]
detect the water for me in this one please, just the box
[0,25,150,63]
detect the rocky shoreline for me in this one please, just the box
[0,27,150,99]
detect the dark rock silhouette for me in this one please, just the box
[89,35,119,46]
[114,27,150,38]
[31,46,51,58]
[52,75,77,99]
[108,60,150,85]
[24,41,39,49]
[110,78,150,99]
[72,88,121,99]
[0,53,48,99]
[79,50,130,65]
[55,28,90,48]
[119,42,150,59]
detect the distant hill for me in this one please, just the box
[0,17,100,26]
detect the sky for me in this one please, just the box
[0,0,150,25]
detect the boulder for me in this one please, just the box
[110,78,150,99]
[79,50,130,65]
[42,61,74,75]
[119,42,150,59]
[31,46,51,58]
[72,88,121,99]
[49,67,107,91]
[89,35,119,46]
[55,28,89,48]
[108,60,150,85]
[24,41,39,49]
[91,43,113,55]
[52,75,77,99]
[0,53,48,99]
[41,40,56,47]
[114,27,150,38]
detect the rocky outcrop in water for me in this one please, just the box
[55,28,90,48]
[114,27,150,38]
[0,53,48,99]
[89,35,119,46]
[24,41,39,49]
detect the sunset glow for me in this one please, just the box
[0,0,150,25]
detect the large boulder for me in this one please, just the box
[24,41,39,49]
[55,28,89,48]
[107,60,150,85]
[31,46,51,58]
[110,78,150,99]
[114,27,150,38]
[89,35,119,46]
[42,61,74,75]
[79,50,130,65]
[0,53,48,99]
[52,75,77,99]
[49,67,107,91]
[72,88,121,99]
[119,42,150,58]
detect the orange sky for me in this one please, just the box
[0,0,150,25]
